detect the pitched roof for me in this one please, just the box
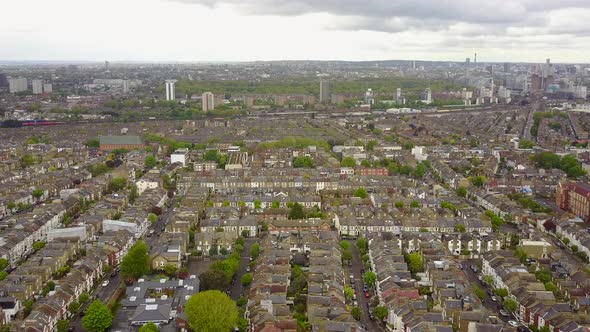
[99,135,142,145]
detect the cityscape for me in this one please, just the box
[4,1,590,332]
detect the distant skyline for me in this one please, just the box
[2,0,590,63]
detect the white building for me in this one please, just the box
[136,178,159,195]
[103,219,144,238]
[47,226,87,242]
[43,83,53,94]
[170,148,189,167]
[202,92,215,111]
[8,77,27,94]
[574,85,587,99]
[32,80,43,94]
[364,88,375,105]
[421,88,432,104]
[165,80,176,101]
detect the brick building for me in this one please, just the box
[99,135,144,151]
[557,181,590,221]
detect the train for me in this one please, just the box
[1,119,62,128]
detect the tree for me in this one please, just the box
[495,288,509,298]
[351,307,361,320]
[85,138,100,148]
[356,237,368,254]
[33,241,46,251]
[254,199,262,209]
[571,245,579,253]
[364,271,377,286]
[163,264,177,276]
[0,258,9,271]
[199,269,230,291]
[375,305,388,321]
[32,188,44,201]
[185,290,238,332]
[483,275,494,285]
[56,320,70,332]
[250,243,260,259]
[145,155,157,168]
[68,301,80,314]
[410,200,420,208]
[342,250,352,261]
[341,157,356,167]
[545,281,558,294]
[209,246,218,256]
[121,240,150,279]
[469,176,486,188]
[79,292,90,304]
[454,224,466,233]
[107,177,127,193]
[406,252,423,274]
[241,273,253,286]
[413,162,427,178]
[395,201,404,209]
[535,269,552,284]
[344,285,354,301]
[220,247,228,256]
[288,202,305,219]
[21,154,36,167]
[456,186,467,198]
[503,298,518,313]
[0,271,8,281]
[354,187,368,199]
[293,156,314,168]
[148,213,158,224]
[271,200,280,209]
[82,300,113,332]
[340,240,351,250]
[139,322,159,332]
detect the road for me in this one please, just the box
[230,238,255,300]
[350,243,385,332]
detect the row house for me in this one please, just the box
[556,220,590,261]
[98,230,134,267]
[194,232,238,256]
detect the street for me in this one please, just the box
[350,243,385,332]
[230,238,255,300]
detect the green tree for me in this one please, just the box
[163,264,177,276]
[250,243,260,259]
[344,285,354,301]
[0,271,8,281]
[413,162,428,178]
[241,273,253,286]
[572,245,579,253]
[32,188,44,200]
[21,154,36,167]
[356,237,368,254]
[185,290,238,332]
[535,269,552,283]
[503,298,518,313]
[271,200,280,209]
[138,322,159,332]
[293,156,314,168]
[56,320,70,332]
[209,246,218,256]
[366,140,378,151]
[68,301,80,314]
[288,202,305,219]
[483,275,494,285]
[469,176,486,188]
[364,271,377,286]
[410,200,420,208]
[82,300,113,332]
[456,186,467,198]
[495,288,509,298]
[148,213,158,224]
[351,307,361,320]
[107,177,127,193]
[254,199,262,209]
[85,138,100,148]
[406,252,423,274]
[341,157,356,167]
[454,224,466,233]
[545,281,558,295]
[145,155,157,168]
[121,240,150,279]
[340,240,350,250]
[375,305,388,320]
[33,240,46,251]
[0,258,9,271]
[395,201,404,209]
[199,269,230,291]
[342,250,352,261]
[354,187,368,199]
[79,292,90,304]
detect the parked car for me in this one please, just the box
[353,301,358,307]
[491,296,497,302]
[101,280,109,287]
[363,285,369,292]
[353,293,357,300]
[365,291,370,298]
[508,321,518,327]
[499,309,510,317]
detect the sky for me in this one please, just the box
[2,0,590,63]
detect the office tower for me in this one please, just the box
[465,58,470,65]
[32,79,43,94]
[421,88,432,104]
[0,74,7,87]
[105,60,110,71]
[411,61,416,69]
[122,80,129,93]
[474,53,477,64]
[165,80,176,101]
[504,63,510,72]
[8,77,28,93]
[396,88,401,101]
[43,84,52,94]
[364,88,374,105]
[202,92,215,111]
[319,80,330,103]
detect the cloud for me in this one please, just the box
[169,0,590,36]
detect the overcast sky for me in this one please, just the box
[2,0,590,63]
